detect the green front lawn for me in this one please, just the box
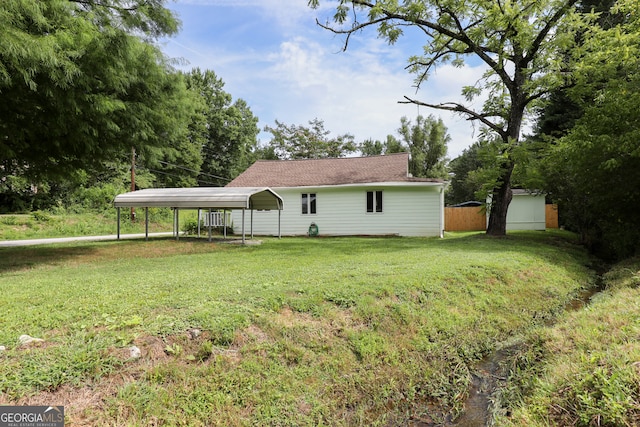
[0,231,594,425]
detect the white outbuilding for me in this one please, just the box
[487,189,547,231]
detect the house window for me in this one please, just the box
[302,193,316,214]
[367,191,383,213]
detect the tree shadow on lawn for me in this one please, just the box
[0,245,102,273]
[0,238,227,273]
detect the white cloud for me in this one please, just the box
[163,1,490,158]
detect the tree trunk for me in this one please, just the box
[486,163,515,236]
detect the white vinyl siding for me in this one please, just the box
[486,192,546,231]
[505,194,546,230]
[231,184,444,237]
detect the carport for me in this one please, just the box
[113,187,283,243]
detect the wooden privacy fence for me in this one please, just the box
[445,204,559,232]
[445,206,486,232]
[545,204,559,229]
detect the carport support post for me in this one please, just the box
[242,209,245,244]
[251,209,254,239]
[223,209,227,240]
[117,207,121,240]
[197,208,201,238]
[176,209,180,241]
[278,210,281,239]
[208,209,212,242]
[145,207,149,241]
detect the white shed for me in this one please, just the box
[487,189,546,231]
[226,153,446,237]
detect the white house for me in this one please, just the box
[226,153,447,237]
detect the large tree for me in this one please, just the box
[359,135,404,156]
[184,68,260,185]
[309,0,589,235]
[446,141,485,205]
[0,0,187,182]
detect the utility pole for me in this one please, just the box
[131,146,136,222]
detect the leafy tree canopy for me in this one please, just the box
[309,0,593,235]
[184,68,260,185]
[359,135,405,157]
[0,0,186,182]
[399,115,449,179]
[540,0,640,259]
[264,118,356,160]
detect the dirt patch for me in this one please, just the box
[0,328,246,425]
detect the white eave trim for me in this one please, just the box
[270,181,446,191]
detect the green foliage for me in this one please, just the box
[31,211,52,222]
[0,209,175,240]
[264,118,356,159]
[310,0,595,234]
[399,115,450,179]
[0,0,195,199]
[183,68,259,184]
[446,142,485,205]
[359,135,405,156]
[538,0,640,260]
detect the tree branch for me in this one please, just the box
[400,96,507,138]
[525,0,579,63]
[69,0,145,13]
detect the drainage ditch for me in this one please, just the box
[448,277,605,427]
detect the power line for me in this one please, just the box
[148,168,220,186]
[157,160,231,182]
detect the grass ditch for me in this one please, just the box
[0,231,595,425]
[495,257,640,426]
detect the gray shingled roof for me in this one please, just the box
[227,153,441,187]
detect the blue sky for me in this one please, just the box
[159,0,488,158]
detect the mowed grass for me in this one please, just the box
[497,257,640,427]
[0,232,593,425]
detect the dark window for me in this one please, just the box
[302,193,316,214]
[367,191,383,213]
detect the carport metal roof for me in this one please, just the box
[113,187,283,210]
[113,187,283,243]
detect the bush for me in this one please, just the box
[32,211,52,222]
